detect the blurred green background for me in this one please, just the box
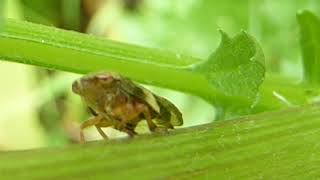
[0,0,318,150]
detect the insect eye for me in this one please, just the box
[97,74,113,82]
[99,76,109,80]
[97,75,108,80]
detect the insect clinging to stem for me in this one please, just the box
[72,72,183,143]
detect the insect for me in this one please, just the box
[72,72,183,143]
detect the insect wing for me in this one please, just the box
[117,75,182,126]
[118,77,160,113]
[155,95,183,126]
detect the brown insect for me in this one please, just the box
[72,72,183,143]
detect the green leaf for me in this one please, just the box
[194,30,265,101]
[0,103,319,179]
[297,10,320,86]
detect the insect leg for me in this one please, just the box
[115,121,138,137]
[143,108,157,132]
[95,125,108,140]
[143,108,169,134]
[80,115,103,143]
[122,128,137,137]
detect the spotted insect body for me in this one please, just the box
[72,72,183,143]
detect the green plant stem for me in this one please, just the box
[0,103,319,179]
[256,75,311,111]
[0,19,248,106]
[0,19,313,112]
[297,10,320,86]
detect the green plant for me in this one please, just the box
[0,18,316,114]
[0,1,320,178]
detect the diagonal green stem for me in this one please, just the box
[0,18,314,112]
[0,19,249,107]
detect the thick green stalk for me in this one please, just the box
[0,19,199,88]
[0,19,313,112]
[0,19,249,107]
[0,103,319,179]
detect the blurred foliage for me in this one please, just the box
[91,0,249,58]
[0,1,4,18]
[61,0,81,30]
[20,0,62,26]
[297,10,320,86]
[250,0,320,76]
[0,0,320,150]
